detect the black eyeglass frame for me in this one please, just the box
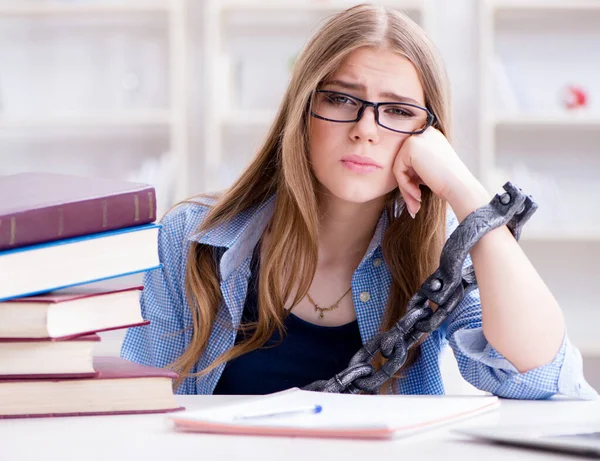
[310,89,436,135]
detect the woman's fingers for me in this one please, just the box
[408,169,425,187]
[400,188,421,218]
[396,169,422,218]
[396,169,422,203]
[396,168,422,219]
[393,142,425,218]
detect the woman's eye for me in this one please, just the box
[327,95,355,105]
[385,107,413,117]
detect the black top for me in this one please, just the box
[213,242,363,395]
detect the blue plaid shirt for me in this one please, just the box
[121,196,598,399]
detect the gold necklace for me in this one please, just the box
[306,287,352,319]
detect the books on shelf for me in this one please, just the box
[0,357,183,419]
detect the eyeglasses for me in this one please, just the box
[310,89,435,135]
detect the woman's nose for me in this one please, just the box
[349,106,379,143]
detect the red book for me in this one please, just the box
[0,334,100,379]
[0,357,184,418]
[0,172,157,251]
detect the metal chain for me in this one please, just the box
[302,182,538,394]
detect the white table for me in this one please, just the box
[2,396,599,461]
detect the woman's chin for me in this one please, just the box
[322,182,393,205]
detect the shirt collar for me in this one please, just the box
[188,194,391,279]
[189,196,276,249]
[359,209,388,267]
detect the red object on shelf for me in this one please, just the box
[561,84,589,110]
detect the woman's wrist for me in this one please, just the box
[444,176,492,222]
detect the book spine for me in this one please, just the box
[0,371,99,380]
[0,187,156,251]
[0,406,185,419]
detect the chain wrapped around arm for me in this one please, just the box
[302,182,538,394]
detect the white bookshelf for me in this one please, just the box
[217,0,429,12]
[0,0,190,204]
[0,1,172,15]
[489,0,600,12]
[220,110,277,128]
[480,0,600,357]
[494,115,600,129]
[479,0,600,243]
[202,0,433,192]
[0,111,172,129]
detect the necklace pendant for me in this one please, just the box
[319,311,324,319]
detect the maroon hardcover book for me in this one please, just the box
[0,172,157,251]
[0,334,101,380]
[0,357,184,419]
[0,332,101,343]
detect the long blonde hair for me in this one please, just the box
[171,4,451,390]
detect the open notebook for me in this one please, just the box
[170,388,500,439]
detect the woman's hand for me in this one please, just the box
[392,127,490,220]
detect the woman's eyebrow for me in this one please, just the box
[325,79,421,105]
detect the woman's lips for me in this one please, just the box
[341,155,382,174]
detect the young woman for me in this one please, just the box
[122,4,596,399]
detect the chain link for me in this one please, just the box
[303,182,538,394]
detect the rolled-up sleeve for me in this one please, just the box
[441,206,598,400]
[443,288,598,400]
[120,207,188,374]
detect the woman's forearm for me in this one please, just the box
[445,179,565,373]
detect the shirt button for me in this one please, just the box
[360,292,371,303]
[373,258,382,267]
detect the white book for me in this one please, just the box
[170,387,500,440]
[0,224,160,302]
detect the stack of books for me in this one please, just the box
[0,172,182,418]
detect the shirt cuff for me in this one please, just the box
[452,327,599,400]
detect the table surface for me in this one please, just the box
[2,395,599,461]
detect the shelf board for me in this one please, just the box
[493,115,600,129]
[218,0,427,12]
[221,110,277,127]
[520,230,600,242]
[0,112,172,129]
[0,1,172,16]
[574,342,600,357]
[490,0,600,12]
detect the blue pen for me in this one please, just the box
[234,404,323,420]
